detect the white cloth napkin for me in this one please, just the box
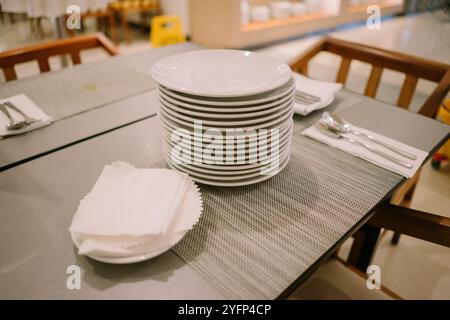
[0,94,53,137]
[302,124,428,178]
[293,72,342,116]
[69,161,203,258]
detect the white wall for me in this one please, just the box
[160,0,190,35]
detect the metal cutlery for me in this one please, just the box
[294,91,321,105]
[0,103,26,130]
[322,112,417,160]
[316,120,413,169]
[4,101,39,125]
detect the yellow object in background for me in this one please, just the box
[150,15,185,47]
[432,98,450,169]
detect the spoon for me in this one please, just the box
[322,112,417,160]
[0,103,26,130]
[316,120,413,169]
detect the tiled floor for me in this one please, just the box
[0,12,449,299]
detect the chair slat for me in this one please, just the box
[364,66,383,98]
[37,58,50,73]
[299,63,308,76]
[3,66,17,81]
[70,51,81,65]
[336,57,351,84]
[396,75,418,109]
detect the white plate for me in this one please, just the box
[158,105,294,131]
[159,92,293,117]
[151,50,292,98]
[161,118,293,147]
[166,147,291,182]
[158,78,294,107]
[164,138,291,171]
[159,97,293,127]
[168,145,292,176]
[164,130,292,163]
[159,112,292,144]
[166,153,291,187]
[71,231,185,264]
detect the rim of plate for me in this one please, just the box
[166,148,291,181]
[168,144,292,176]
[161,119,293,150]
[158,105,294,131]
[157,77,295,106]
[151,49,292,98]
[159,97,293,127]
[163,129,292,162]
[158,113,293,144]
[159,92,293,117]
[70,231,186,264]
[166,153,291,187]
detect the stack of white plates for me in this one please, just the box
[151,49,294,187]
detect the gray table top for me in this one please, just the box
[0,42,202,171]
[0,87,448,299]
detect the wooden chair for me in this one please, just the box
[110,0,160,43]
[65,9,118,43]
[0,33,119,82]
[290,37,450,271]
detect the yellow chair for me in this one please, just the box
[150,15,185,47]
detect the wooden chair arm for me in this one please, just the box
[418,68,450,118]
[368,204,450,247]
[290,37,327,73]
[94,32,120,56]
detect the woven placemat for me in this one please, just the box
[172,121,402,299]
[0,60,154,121]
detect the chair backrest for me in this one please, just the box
[0,33,119,82]
[290,37,450,118]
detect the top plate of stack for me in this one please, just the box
[151,49,294,187]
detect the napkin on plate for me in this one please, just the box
[302,124,428,178]
[0,94,52,137]
[69,161,203,258]
[293,72,342,116]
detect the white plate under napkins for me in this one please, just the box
[293,73,342,116]
[302,123,428,178]
[69,161,203,264]
[0,94,53,138]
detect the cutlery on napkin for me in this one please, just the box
[0,94,52,137]
[293,72,342,116]
[69,161,203,259]
[302,117,428,178]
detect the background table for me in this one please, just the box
[0,42,201,171]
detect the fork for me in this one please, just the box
[0,103,27,130]
[294,91,321,105]
[4,101,39,125]
[315,121,413,169]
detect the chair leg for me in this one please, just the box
[391,232,401,245]
[121,10,131,43]
[108,12,117,43]
[347,224,381,272]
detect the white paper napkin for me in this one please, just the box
[293,72,342,116]
[69,163,190,236]
[302,124,428,178]
[69,161,203,258]
[0,94,53,137]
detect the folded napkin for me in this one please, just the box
[293,72,342,116]
[302,124,428,178]
[69,161,203,258]
[0,94,52,137]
